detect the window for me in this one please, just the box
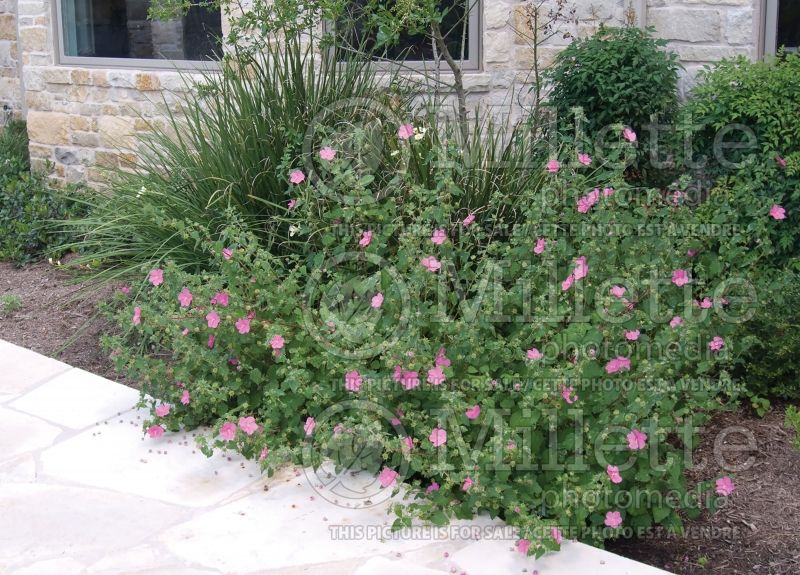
[764,0,800,55]
[57,0,222,67]
[337,0,480,70]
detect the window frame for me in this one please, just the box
[53,0,222,70]
[334,0,482,73]
[763,0,799,57]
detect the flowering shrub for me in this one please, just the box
[105,128,744,557]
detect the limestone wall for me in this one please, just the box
[9,0,764,186]
[0,0,22,116]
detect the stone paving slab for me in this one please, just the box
[0,339,674,575]
[0,340,71,394]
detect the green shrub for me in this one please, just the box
[0,171,86,264]
[105,133,742,556]
[0,119,30,180]
[685,53,800,176]
[545,26,680,138]
[736,269,800,402]
[0,121,86,264]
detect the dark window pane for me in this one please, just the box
[778,0,800,51]
[62,0,222,60]
[339,0,471,61]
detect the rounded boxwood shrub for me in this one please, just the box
[545,26,680,137]
[105,129,741,558]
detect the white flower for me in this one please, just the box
[289,225,299,237]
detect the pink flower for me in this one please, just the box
[462,477,474,491]
[435,348,451,367]
[149,268,164,286]
[120,286,130,295]
[465,405,481,420]
[627,429,648,450]
[429,427,447,447]
[358,230,373,248]
[670,316,683,329]
[181,328,189,336]
[239,416,259,436]
[426,482,440,493]
[551,527,563,545]
[210,291,229,306]
[345,370,363,392]
[222,248,233,260]
[715,476,735,496]
[287,199,297,210]
[398,123,414,140]
[573,256,588,280]
[561,273,575,291]
[708,336,725,352]
[431,228,447,245]
[603,187,615,197]
[427,366,446,386]
[270,334,285,350]
[235,318,251,334]
[610,285,626,298]
[606,356,631,374]
[699,297,713,309]
[207,334,215,349]
[687,249,697,257]
[671,269,690,287]
[378,467,399,488]
[304,417,316,436]
[607,465,623,484]
[147,425,164,439]
[177,288,193,308]
[517,539,531,555]
[259,448,269,461]
[371,293,384,309]
[622,127,637,142]
[319,146,337,161]
[132,306,142,326]
[403,436,413,450]
[462,213,475,226]
[533,237,546,255]
[605,511,623,528]
[206,311,221,329]
[399,370,420,390]
[155,404,171,417]
[625,330,640,341]
[180,390,191,405]
[561,385,578,404]
[289,170,305,184]
[577,152,592,166]
[770,204,786,220]
[527,347,543,360]
[421,256,441,272]
[220,422,237,441]
[546,159,560,173]
[776,155,787,168]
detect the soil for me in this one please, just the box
[0,260,122,382]
[1,261,799,574]
[607,405,800,575]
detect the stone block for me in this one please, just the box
[0,15,15,42]
[26,110,69,145]
[97,116,136,149]
[18,27,47,52]
[726,9,753,45]
[647,8,721,43]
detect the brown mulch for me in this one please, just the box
[1,262,799,574]
[0,260,123,382]
[608,405,800,574]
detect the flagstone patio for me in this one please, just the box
[0,339,673,575]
